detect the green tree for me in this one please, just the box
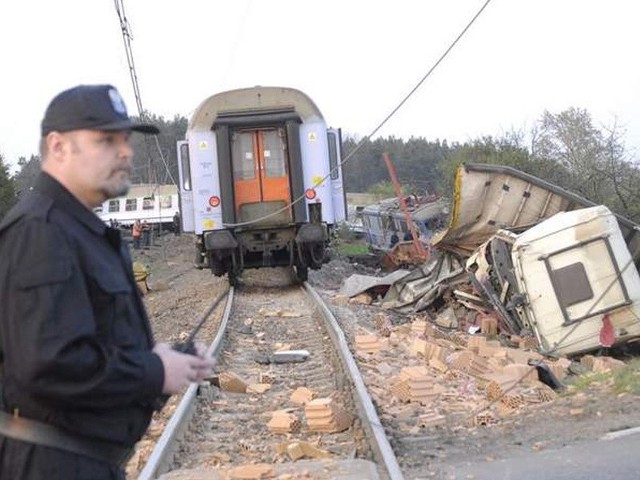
[533,107,606,201]
[0,153,16,220]
[366,180,409,197]
[13,155,41,198]
[342,135,447,195]
[129,113,188,185]
[438,134,532,197]
[532,108,640,222]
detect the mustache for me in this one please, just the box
[110,166,133,176]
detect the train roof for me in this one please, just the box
[361,197,449,222]
[106,184,177,200]
[188,86,325,130]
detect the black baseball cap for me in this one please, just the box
[41,84,159,136]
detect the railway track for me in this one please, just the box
[138,274,403,479]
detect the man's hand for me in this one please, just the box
[153,342,216,394]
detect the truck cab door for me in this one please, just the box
[177,141,195,232]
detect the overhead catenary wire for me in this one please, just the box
[113,0,176,188]
[222,0,495,228]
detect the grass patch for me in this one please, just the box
[568,371,612,392]
[566,358,640,395]
[612,358,640,394]
[336,242,370,256]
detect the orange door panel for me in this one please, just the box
[258,129,290,204]
[232,128,291,218]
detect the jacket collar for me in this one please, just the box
[35,172,108,236]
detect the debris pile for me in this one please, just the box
[351,314,632,431]
[347,164,640,358]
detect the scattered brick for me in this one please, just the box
[390,366,444,405]
[467,336,486,353]
[228,463,275,479]
[348,293,373,305]
[267,410,301,434]
[474,411,498,426]
[480,317,498,336]
[290,387,316,406]
[219,372,248,393]
[246,383,272,394]
[501,363,539,384]
[258,372,275,384]
[275,441,332,460]
[304,398,353,433]
[356,334,384,354]
[592,356,626,373]
[418,410,446,428]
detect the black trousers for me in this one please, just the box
[0,437,125,480]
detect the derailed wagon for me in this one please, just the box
[384,163,640,356]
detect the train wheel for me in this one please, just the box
[295,266,308,283]
[210,256,225,277]
[228,269,238,287]
[307,243,326,269]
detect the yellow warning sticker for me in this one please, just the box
[199,141,208,150]
[308,132,317,142]
[203,219,215,229]
[312,175,324,187]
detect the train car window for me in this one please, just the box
[160,195,172,209]
[264,129,287,178]
[142,197,154,210]
[94,205,103,213]
[108,200,120,213]
[327,132,339,180]
[125,199,137,211]
[232,132,256,180]
[179,143,192,191]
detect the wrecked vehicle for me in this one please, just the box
[359,195,449,252]
[383,163,640,356]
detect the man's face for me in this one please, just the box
[60,129,134,207]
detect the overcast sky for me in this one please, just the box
[1,0,639,172]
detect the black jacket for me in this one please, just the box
[0,173,164,447]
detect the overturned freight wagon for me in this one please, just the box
[384,163,640,356]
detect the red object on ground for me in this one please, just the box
[599,314,615,347]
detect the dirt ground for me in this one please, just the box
[137,234,640,478]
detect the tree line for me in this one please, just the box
[1,107,639,224]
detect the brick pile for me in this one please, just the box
[304,398,353,433]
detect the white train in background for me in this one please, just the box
[94,184,179,229]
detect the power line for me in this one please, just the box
[224,0,495,227]
[364,0,494,142]
[113,0,143,117]
[113,0,176,187]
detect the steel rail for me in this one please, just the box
[138,287,235,480]
[303,282,404,480]
[140,282,403,479]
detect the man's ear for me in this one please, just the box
[45,132,64,162]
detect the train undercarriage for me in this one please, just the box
[195,223,329,285]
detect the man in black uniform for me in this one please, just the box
[0,85,215,480]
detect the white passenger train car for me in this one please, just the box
[177,86,346,284]
[95,184,179,228]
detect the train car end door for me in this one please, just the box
[232,128,292,224]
